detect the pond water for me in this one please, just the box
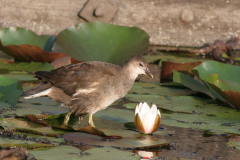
[1,48,240,159]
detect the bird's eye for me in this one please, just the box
[139,63,143,67]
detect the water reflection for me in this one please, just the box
[133,150,158,159]
[130,124,240,159]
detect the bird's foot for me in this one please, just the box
[88,114,95,128]
[63,111,73,125]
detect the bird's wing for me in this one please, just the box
[34,62,116,96]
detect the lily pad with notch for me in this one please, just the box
[52,22,149,64]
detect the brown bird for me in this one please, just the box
[21,55,153,127]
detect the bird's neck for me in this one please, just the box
[121,63,139,81]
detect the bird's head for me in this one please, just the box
[122,55,153,79]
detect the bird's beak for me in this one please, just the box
[145,66,153,78]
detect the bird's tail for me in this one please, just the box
[21,82,52,99]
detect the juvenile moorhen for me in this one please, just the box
[21,55,153,127]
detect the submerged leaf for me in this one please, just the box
[52,22,149,64]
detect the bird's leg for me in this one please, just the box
[78,116,83,128]
[63,111,73,125]
[88,114,95,128]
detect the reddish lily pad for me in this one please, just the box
[0,27,67,62]
[27,115,48,126]
[0,42,68,62]
[192,61,240,107]
[205,73,240,109]
[160,61,201,83]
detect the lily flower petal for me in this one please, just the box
[141,111,157,134]
[139,102,150,117]
[134,113,145,134]
[135,104,140,116]
[134,102,161,134]
[157,109,161,118]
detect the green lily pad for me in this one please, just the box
[0,27,50,47]
[143,54,207,65]
[0,61,54,72]
[159,55,208,67]
[172,71,214,98]
[23,132,65,144]
[129,82,193,96]
[192,61,240,108]
[0,117,68,135]
[79,146,140,160]
[143,55,163,63]
[124,94,212,113]
[0,27,67,62]
[63,130,169,149]
[0,138,55,149]
[161,108,240,135]
[29,145,141,160]
[0,102,11,108]
[0,75,23,106]
[28,146,80,160]
[205,73,240,109]
[94,108,134,123]
[192,61,240,82]
[14,103,69,116]
[52,22,149,64]
[0,72,36,81]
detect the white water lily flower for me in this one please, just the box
[134,102,161,134]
